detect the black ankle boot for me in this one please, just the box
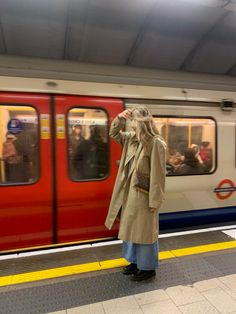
[122,263,138,275]
[130,270,156,281]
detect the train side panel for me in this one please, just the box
[54,96,123,243]
[1,90,236,252]
[126,103,236,220]
[0,93,53,251]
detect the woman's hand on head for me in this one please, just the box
[118,109,132,120]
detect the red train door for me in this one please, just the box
[0,93,53,251]
[54,96,123,243]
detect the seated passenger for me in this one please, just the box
[199,141,212,172]
[190,143,203,165]
[167,149,184,173]
[176,148,204,175]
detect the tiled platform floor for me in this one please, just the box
[51,273,236,314]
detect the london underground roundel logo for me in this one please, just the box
[7,118,22,134]
[214,179,236,200]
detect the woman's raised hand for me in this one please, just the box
[118,109,132,120]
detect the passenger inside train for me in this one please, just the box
[154,116,215,175]
[2,132,23,182]
[68,108,109,181]
[0,105,215,184]
[0,105,39,184]
[68,124,85,177]
[69,124,85,154]
[72,125,108,180]
[199,141,213,172]
[175,147,204,175]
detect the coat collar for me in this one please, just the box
[130,132,139,144]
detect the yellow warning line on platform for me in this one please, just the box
[1,240,236,288]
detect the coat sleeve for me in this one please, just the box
[109,115,130,145]
[149,137,167,209]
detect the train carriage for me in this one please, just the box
[0,61,236,252]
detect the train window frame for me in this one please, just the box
[66,106,110,182]
[0,103,41,186]
[153,114,217,176]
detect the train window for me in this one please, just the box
[0,105,39,184]
[154,117,216,176]
[67,108,109,181]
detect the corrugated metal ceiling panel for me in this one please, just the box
[0,0,235,76]
[130,1,224,69]
[185,11,236,73]
[0,0,68,59]
[75,0,156,64]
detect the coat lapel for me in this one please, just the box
[125,149,136,166]
[124,136,139,166]
[127,142,143,178]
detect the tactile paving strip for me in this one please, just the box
[1,248,236,313]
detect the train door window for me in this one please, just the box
[67,108,109,181]
[0,105,39,184]
[154,117,216,175]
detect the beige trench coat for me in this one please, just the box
[105,116,166,244]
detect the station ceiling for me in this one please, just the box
[1,0,236,76]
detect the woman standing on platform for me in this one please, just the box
[105,106,166,281]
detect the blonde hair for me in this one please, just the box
[131,106,159,146]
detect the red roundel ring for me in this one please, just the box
[215,179,235,200]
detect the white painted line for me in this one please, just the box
[1,224,236,261]
[0,244,92,261]
[91,240,122,247]
[222,229,236,240]
[0,254,18,261]
[159,224,236,238]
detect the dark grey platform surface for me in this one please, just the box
[0,229,235,314]
[1,248,236,314]
[0,230,233,277]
